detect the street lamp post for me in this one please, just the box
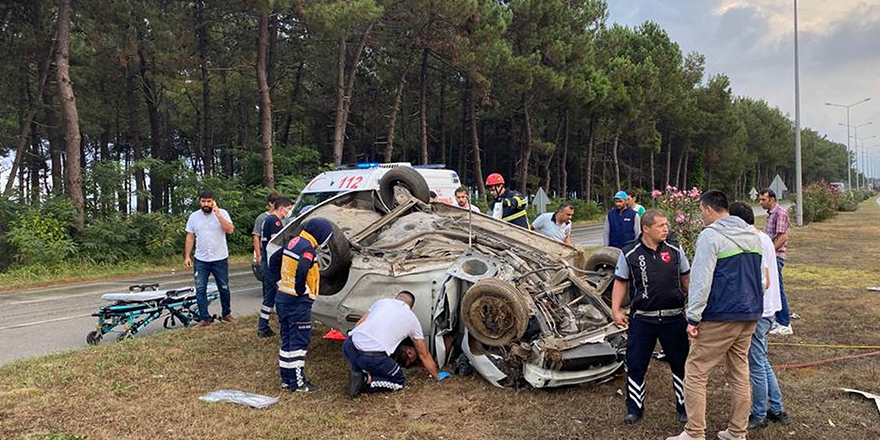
[858,135,878,188]
[826,98,871,190]
[839,121,873,188]
[793,0,804,227]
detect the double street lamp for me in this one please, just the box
[826,98,871,189]
[839,121,873,188]
[858,135,878,188]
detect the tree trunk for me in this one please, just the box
[675,150,684,188]
[469,82,485,197]
[560,110,570,197]
[384,66,408,162]
[682,151,689,189]
[127,60,148,213]
[519,93,532,194]
[419,49,429,165]
[332,24,374,165]
[331,36,347,165]
[665,131,672,188]
[459,83,467,179]
[196,0,212,174]
[585,116,596,201]
[4,35,55,196]
[280,61,304,147]
[650,150,655,191]
[612,132,621,191]
[46,88,63,195]
[138,46,165,213]
[56,0,84,231]
[257,9,275,189]
[438,71,446,167]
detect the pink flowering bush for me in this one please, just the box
[652,186,703,259]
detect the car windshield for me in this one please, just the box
[292,191,341,217]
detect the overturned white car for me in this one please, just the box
[268,167,626,388]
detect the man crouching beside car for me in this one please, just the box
[343,291,450,398]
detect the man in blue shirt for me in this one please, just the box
[257,197,292,338]
[603,191,640,249]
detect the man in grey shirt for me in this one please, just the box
[252,192,280,266]
[532,201,574,245]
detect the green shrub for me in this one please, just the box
[6,209,77,266]
[790,181,839,224]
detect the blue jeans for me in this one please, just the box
[193,258,231,321]
[749,317,784,418]
[774,257,790,326]
[342,337,405,392]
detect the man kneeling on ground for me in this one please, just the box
[343,291,449,397]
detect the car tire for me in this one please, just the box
[583,247,629,307]
[461,278,530,347]
[294,217,353,281]
[251,259,263,282]
[320,270,349,296]
[378,167,430,208]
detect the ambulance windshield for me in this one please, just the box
[292,191,340,217]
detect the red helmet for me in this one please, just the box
[486,173,505,186]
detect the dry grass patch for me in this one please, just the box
[2,199,880,440]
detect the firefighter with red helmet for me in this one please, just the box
[485,173,529,229]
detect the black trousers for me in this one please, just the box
[625,314,688,416]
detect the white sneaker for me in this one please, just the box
[717,429,745,440]
[666,430,705,440]
[769,324,793,335]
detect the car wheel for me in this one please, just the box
[319,270,349,296]
[583,247,628,307]
[461,278,530,347]
[294,218,353,286]
[379,167,430,208]
[251,259,263,282]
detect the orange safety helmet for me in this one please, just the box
[485,173,505,186]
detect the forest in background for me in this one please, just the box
[0,0,858,272]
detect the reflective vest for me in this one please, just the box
[277,230,321,299]
[492,189,529,229]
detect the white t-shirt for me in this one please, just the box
[758,230,781,318]
[350,298,424,355]
[185,209,233,262]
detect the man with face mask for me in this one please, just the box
[269,217,336,392]
[184,189,235,327]
[485,173,529,229]
[257,197,293,338]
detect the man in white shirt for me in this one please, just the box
[532,201,574,245]
[184,189,235,327]
[454,187,481,213]
[728,202,789,431]
[343,291,448,398]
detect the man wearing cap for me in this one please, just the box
[485,173,529,229]
[269,217,336,392]
[603,191,640,249]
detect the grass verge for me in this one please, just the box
[0,255,252,293]
[1,199,879,440]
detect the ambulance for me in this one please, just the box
[290,162,462,217]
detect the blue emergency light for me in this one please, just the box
[356,162,380,169]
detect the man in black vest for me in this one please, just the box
[603,191,640,249]
[611,209,691,425]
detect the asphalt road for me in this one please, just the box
[0,264,264,365]
[0,203,790,365]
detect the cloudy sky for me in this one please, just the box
[609,0,880,172]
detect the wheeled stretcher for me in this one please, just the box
[86,283,219,345]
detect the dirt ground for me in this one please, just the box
[2,199,880,440]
